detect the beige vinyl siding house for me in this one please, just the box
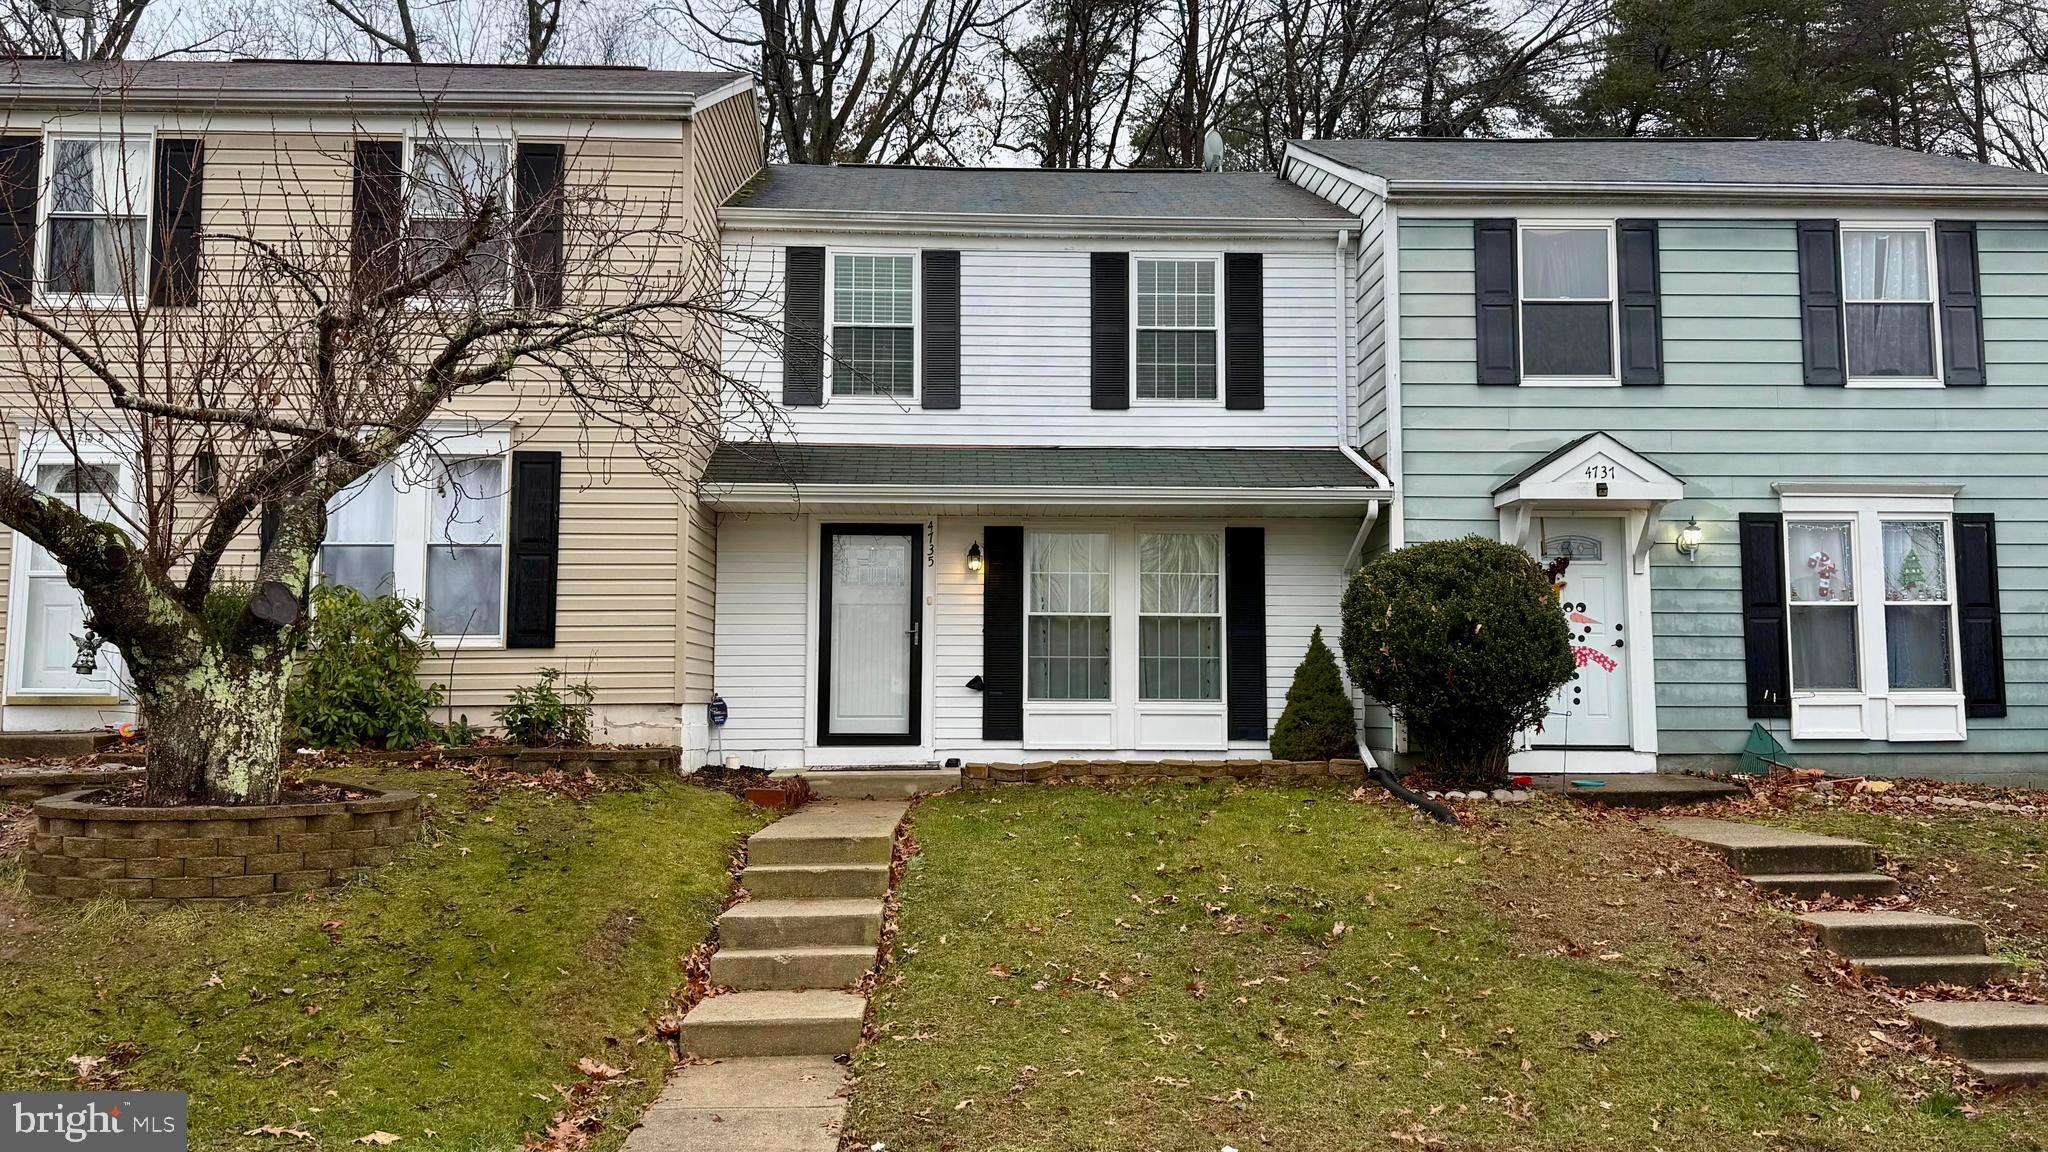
[0,61,761,754]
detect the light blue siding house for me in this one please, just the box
[1285,139,2048,783]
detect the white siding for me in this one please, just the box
[712,513,809,760]
[1264,518,1360,728]
[721,235,1345,447]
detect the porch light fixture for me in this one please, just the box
[1675,516,1704,561]
[966,541,983,573]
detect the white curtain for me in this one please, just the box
[1522,228,1608,299]
[1843,230,1929,301]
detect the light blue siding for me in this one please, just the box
[1398,216,2048,781]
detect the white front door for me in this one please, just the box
[1536,517,1631,748]
[820,526,921,743]
[14,461,126,696]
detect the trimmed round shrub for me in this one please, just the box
[1269,626,1361,762]
[1339,536,1574,788]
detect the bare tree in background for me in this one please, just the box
[0,99,776,806]
[3,0,173,58]
[992,0,1154,167]
[1129,0,1251,165]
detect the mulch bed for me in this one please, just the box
[84,778,371,808]
[682,764,773,799]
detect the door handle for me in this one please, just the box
[907,621,921,643]
[1613,639,1624,649]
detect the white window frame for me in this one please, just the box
[1841,221,1944,390]
[1136,530,1226,704]
[5,431,139,702]
[1515,219,1620,388]
[824,247,919,403]
[315,427,513,649]
[1130,252,1224,405]
[1779,490,1965,742]
[36,129,155,309]
[1024,529,1113,705]
[401,126,517,311]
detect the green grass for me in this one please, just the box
[849,785,2043,1152]
[0,767,767,1152]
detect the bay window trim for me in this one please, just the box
[1129,251,1224,405]
[824,245,920,403]
[36,128,155,309]
[1841,220,1944,390]
[1515,218,1619,388]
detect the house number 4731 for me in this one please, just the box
[1582,464,1617,480]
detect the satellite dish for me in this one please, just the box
[1202,128,1225,172]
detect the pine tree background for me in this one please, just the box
[1269,626,1361,761]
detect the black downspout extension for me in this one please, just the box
[1370,765,1459,825]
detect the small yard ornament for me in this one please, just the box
[71,625,105,676]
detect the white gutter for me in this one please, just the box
[1344,501,1382,569]
[717,207,1350,240]
[1384,180,2048,204]
[706,482,1392,510]
[1383,198,1404,550]
[0,86,714,118]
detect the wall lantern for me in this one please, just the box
[1675,516,1704,561]
[966,541,984,573]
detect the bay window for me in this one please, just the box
[44,135,150,301]
[1026,532,1110,701]
[1134,257,1218,400]
[1842,226,1938,384]
[1883,520,1953,690]
[1518,223,1615,382]
[831,252,915,397]
[1138,532,1221,701]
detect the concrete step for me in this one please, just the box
[1852,954,2017,987]
[1800,911,1988,959]
[776,768,959,800]
[720,898,883,950]
[710,945,876,991]
[747,801,901,866]
[1963,1060,2048,1087]
[0,731,115,759]
[675,990,867,1057]
[1544,774,1747,809]
[743,863,890,899]
[1745,872,1900,900]
[1660,817,1876,875]
[1910,1002,2048,1061]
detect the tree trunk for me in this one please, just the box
[136,645,292,806]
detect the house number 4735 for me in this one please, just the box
[1582,464,1617,480]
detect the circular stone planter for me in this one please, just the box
[24,780,421,907]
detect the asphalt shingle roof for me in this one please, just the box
[1294,138,2048,190]
[0,58,747,105]
[706,445,1382,490]
[726,164,1353,220]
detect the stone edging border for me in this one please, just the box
[90,745,681,774]
[0,767,144,803]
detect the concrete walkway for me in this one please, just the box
[624,799,909,1152]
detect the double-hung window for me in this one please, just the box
[1134,257,1218,400]
[43,135,150,302]
[407,137,511,305]
[317,445,508,643]
[1138,532,1222,701]
[831,252,915,397]
[425,455,506,638]
[1026,532,1111,701]
[1786,519,1859,692]
[321,462,397,599]
[1518,223,1615,382]
[1842,225,1939,384]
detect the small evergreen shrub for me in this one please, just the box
[287,585,445,749]
[1269,627,1360,761]
[1339,537,1574,789]
[496,668,596,746]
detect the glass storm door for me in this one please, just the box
[1536,517,1631,748]
[18,462,124,694]
[820,526,921,744]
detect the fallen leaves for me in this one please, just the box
[243,1126,314,1141]
[353,1133,401,1146]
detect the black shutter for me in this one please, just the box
[1224,252,1264,410]
[149,139,203,307]
[981,525,1024,741]
[1090,251,1130,410]
[1616,219,1662,385]
[1797,219,1846,387]
[0,136,40,303]
[922,249,961,409]
[1936,221,1987,388]
[514,142,565,310]
[506,450,562,649]
[1474,219,1519,385]
[350,139,404,299]
[1956,512,2006,718]
[782,245,825,406]
[258,499,281,559]
[1225,526,1268,742]
[1738,513,1792,719]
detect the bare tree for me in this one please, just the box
[1129,0,1252,165]
[991,0,1155,167]
[0,102,776,806]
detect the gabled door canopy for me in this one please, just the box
[1494,432,1686,573]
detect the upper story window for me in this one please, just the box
[43,135,150,302]
[1518,223,1615,384]
[1135,257,1218,401]
[407,137,511,304]
[1842,225,1938,384]
[831,252,915,397]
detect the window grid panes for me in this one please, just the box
[832,253,915,397]
[1786,519,1859,692]
[1882,519,1955,691]
[1027,532,1111,701]
[1134,258,1218,400]
[426,456,505,638]
[406,139,510,303]
[1843,228,1936,379]
[1519,225,1613,379]
[46,137,149,299]
[319,463,397,599]
[1138,532,1222,701]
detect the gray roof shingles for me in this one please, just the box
[726,164,1353,220]
[1295,138,2048,190]
[706,445,1381,490]
[0,58,746,102]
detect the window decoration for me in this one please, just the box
[1135,258,1217,400]
[1519,224,1614,379]
[831,253,915,396]
[1026,532,1110,701]
[1138,532,1222,700]
[1842,227,1937,381]
[45,136,150,300]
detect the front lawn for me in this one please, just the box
[0,765,767,1152]
[850,785,2045,1151]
